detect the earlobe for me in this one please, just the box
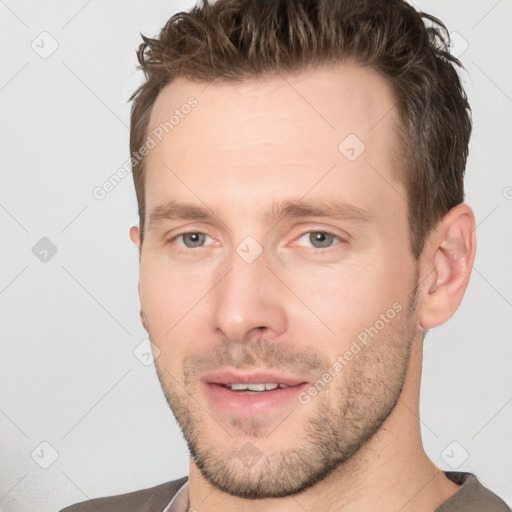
[129,226,140,247]
[418,204,476,330]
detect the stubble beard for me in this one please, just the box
[153,279,419,499]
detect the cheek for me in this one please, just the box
[280,257,411,349]
[139,262,188,339]
[138,256,219,359]
[140,270,188,380]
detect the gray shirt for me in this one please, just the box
[60,471,510,511]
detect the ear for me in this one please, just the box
[417,203,476,329]
[130,226,148,330]
[129,225,140,247]
[140,299,149,331]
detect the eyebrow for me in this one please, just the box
[147,198,372,230]
[149,201,211,228]
[269,199,372,224]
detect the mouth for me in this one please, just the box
[200,369,309,416]
[219,382,295,393]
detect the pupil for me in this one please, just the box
[310,232,333,248]
[184,233,205,248]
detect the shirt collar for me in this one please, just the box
[161,472,478,511]
[162,480,189,512]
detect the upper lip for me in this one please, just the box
[202,368,308,386]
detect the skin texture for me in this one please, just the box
[129,62,476,512]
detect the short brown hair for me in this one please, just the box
[130,0,471,258]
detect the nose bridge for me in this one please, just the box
[210,243,287,342]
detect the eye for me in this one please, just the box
[175,232,211,248]
[296,231,342,249]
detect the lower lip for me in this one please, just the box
[203,382,309,416]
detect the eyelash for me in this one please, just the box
[168,230,346,251]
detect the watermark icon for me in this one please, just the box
[442,237,467,263]
[441,441,469,469]
[133,338,160,366]
[236,441,263,467]
[31,441,59,469]
[338,133,366,162]
[31,31,59,59]
[449,31,469,59]
[32,237,58,263]
[236,236,263,264]
[92,96,198,201]
[298,302,403,405]
[503,186,512,200]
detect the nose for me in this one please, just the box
[210,247,288,344]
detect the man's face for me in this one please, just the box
[136,63,421,498]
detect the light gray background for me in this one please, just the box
[0,1,511,511]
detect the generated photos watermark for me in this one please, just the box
[298,302,403,405]
[92,96,198,201]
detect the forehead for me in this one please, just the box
[149,62,398,147]
[144,62,404,219]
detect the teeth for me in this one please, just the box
[229,383,250,391]
[227,383,283,391]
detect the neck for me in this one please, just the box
[187,339,460,512]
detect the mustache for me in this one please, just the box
[183,337,327,382]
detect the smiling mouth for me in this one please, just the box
[220,382,295,393]
[203,377,309,416]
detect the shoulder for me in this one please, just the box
[438,472,510,512]
[59,476,188,512]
